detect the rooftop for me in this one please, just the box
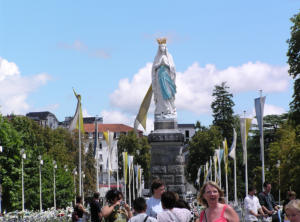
[84,123,141,133]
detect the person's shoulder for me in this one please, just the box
[174,207,191,214]
[157,210,167,218]
[147,197,153,204]
[258,192,265,197]
[224,204,235,213]
[148,197,154,201]
[128,214,140,221]
[253,195,259,200]
[148,216,158,222]
[244,195,250,201]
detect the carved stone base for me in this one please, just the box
[149,121,186,197]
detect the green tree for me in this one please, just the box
[287,11,300,78]
[2,115,75,210]
[287,11,300,125]
[83,142,96,198]
[0,115,23,211]
[185,125,222,189]
[117,131,151,186]
[248,114,288,191]
[211,82,235,142]
[268,123,300,200]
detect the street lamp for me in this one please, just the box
[20,149,26,212]
[53,160,57,209]
[63,165,68,207]
[38,155,43,212]
[276,160,281,205]
[73,168,77,205]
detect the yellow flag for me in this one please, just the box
[245,118,252,141]
[69,88,84,134]
[223,138,228,173]
[240,118,252,165]
[123,152,128,184]
[103,131,109,145]
[134,85,153,131]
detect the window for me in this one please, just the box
[185,130,190,138]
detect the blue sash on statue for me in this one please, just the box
[158,65,176,100]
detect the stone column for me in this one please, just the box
[148,119,186,197]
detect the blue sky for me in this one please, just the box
[0,1,299,133]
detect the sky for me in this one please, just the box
[0,1,299,134]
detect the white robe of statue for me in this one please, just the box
[152,42,177,120]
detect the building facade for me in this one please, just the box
[84,122,142,197]
[26,111,59,129]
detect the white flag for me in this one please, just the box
[229,128,237,159]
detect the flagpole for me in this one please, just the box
[79,112,82,196]
[218,149,222,188]
[117,146,119,191]
[95,119,99,193]
[214,155,217,183]
[229,128,238,206]
[132,164,135,201]
[244,111,248,197]
[123,152,127,203]
[96,151,99,192]
[108,134,111,191]
[224,140,228,203]
[140,169,143,197]
[210,156,213,181]
[128,160,131,208]
[225,161,228,203]
[260,90,265,188]
[234,149,237,206]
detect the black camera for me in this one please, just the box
[120,200,125,207]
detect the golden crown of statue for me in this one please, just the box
[157,38,167,44]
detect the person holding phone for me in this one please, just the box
[101,189,132,222]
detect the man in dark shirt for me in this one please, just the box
[258,182,279,222]
[90,192,102,222]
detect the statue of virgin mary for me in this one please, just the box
[152,38,177,120]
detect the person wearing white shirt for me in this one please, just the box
[129,197,157,222]
[146,179,165,218]
[245,186,266,222]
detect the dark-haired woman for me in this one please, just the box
[196,181,239,222]
[157,191,191,222]
[73,196,88,222]
[101,189,132,222]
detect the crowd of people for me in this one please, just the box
[72,179,300,222]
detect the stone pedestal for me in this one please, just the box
[148,119,186,197]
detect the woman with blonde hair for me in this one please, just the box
[285,199,300,222]
[196,181,239,222]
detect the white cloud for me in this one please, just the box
[101,110,133,125]
[0,57,20,81]
[0,57,50,115]
[100,109,154,135]
[251,104,286,118]
[250,103,286,125]
[110,63,153,114]
[264,104,286,116]
[110,61,290,117]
